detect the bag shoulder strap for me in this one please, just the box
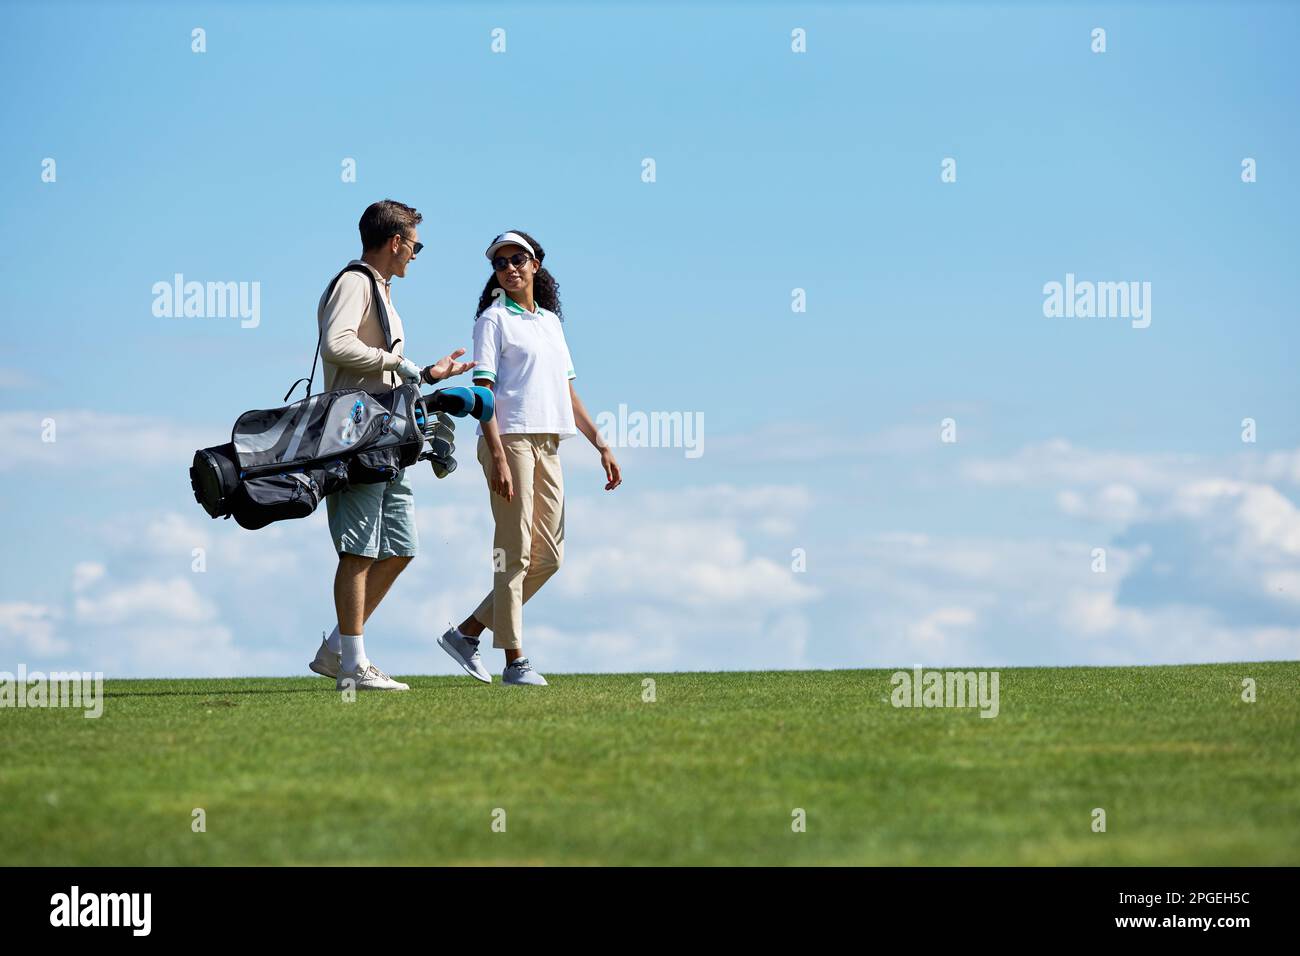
[284,264,399,402]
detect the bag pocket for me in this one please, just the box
[347,447,400,485]
[230,472,322,530]
[314,459,351,498]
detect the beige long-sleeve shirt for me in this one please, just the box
[317,259,406,393]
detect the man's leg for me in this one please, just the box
[317,555,406,672]
[334,468,419,677]
[324,478,407,688]
[369,468,417,622]
[334,553,372,638]
[362,555,413,623]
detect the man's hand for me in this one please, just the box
[422,348,477,383]
[395,357,424,384]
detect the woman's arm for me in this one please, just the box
[475,378,514,501]
[570,382,622,491]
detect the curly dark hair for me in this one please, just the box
[474,230,563,322]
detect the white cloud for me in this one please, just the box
[524,622,681,672]
[1241,449,1300,486]
[826,527,1300,668]
[964,439,1300,494]
[74,576,217,626]
[72,562,106,592]
[1171,480,1300,557]
[555,485,819,607]
[376,483,821,675]
[821,443,1300,666]
[1115,479,1300,617]
[1057,483,1142,523]
[909,606,979,658]
[707,421,941,466]
[12,420,1299,677]
[0,409,213,474]
[143,513,212,555]
[0,602,68,656]
[9,476,821,677]
[962,439,1198,489]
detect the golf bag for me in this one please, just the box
[189,383,493,531]
[189,261,493,530]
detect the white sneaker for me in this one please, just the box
[308,634,341,679]
[336,662,410,692]
[503,658,548,686]
[438,627,493,683]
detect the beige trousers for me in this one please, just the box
[471,434,565,649]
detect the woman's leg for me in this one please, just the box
[519,434,565,603]
[466,435,536,657]
[478,435,565,665]
[460,436,564,662]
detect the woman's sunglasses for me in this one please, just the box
[492,252,533,272]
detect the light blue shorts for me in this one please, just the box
[325,469,418,560]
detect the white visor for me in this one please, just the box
[485,231,536,261]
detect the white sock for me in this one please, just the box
[340,633,368,674]
[325,625,341,654]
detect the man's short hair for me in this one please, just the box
[359,200,423,251]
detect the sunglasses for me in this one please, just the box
[397,235,424,256]
[491,252,533,272]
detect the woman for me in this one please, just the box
[438,230,621,685]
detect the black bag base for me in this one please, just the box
[190,444,240,519]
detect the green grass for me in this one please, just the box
[2,663,1298,865]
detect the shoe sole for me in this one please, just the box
[308,661,338,680]
[437,635,493,684]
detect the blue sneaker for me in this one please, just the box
[438,627,492,683]
[503,658,548,686]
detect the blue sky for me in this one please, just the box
[1,1,1297,677]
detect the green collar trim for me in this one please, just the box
[504,295,540,316]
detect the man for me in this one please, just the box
[307,199,475,691]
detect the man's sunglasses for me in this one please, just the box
[492,252,533,272]
[397,235,424,256]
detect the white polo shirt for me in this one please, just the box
[472,294,577,438]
